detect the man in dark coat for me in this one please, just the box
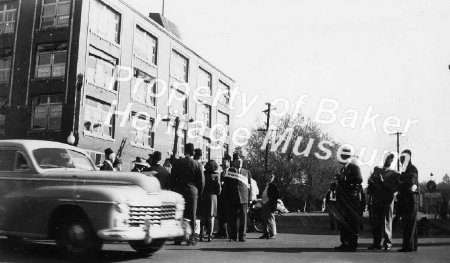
[222,155,252,242]
[171,143,205,245]
[100,148,116,171]
[131,157,149,172]
[216,155,232,239]
[398,149,419,252]
[334,147,363,252]
[325,182,338,230]
[147,151,171,190]
[259,171,279,239]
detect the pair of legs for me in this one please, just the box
[336,197,360,251]
[401,199,418,251]
[369,200,394,249]
[174,195,198,245]
[199,217,215,241]
[261,204,277,238]
[228,203,248,241]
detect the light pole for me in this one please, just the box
[257,102,276,175]
[162,114,193,160]
[390,131,403,171]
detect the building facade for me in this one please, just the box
[0,0,234,170]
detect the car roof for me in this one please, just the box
[0,140,86,154]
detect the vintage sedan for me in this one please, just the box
[0,140,190,258]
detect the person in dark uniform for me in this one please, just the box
[199,160,221,242]
[130,157,149,172]
[259,171,279,239]
[334,147,363,252]
[147,151,171,190]
[100,148,116,171]
[367,153,399,250]
[216,155,232,239]
[222,155,252,242]
[171,143,205,246]
[397,149,419,252]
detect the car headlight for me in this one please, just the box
[175,203,184,219]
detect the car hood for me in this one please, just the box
[40,169,161,193]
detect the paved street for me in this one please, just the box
[1,213,449,263]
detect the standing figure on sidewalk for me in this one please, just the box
[334,147,363,252]
[222,154,252,242]
[397,149,419,252]
[259,171,279,239]
[131,157,149,172]
[325,182,338,230]
[147,151,171,190]
[199,160,221,242]
[216,155,232,239]
[367,153,399,250]
[100,148,116,171]
[171,143,205,246]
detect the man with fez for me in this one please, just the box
[147,151,171,190]
[222,153,253,242]
[171,143,205,245]
[334,147,363,252]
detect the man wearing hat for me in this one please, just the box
[101,148,116,171]
[171,143,205,245]
[147,151,171,190]
[131,157,149,173]
[222,154,253,242]
[194,148,203,162]
[334,147,363,252]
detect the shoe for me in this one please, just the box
[187,240,197,246]
[207,236,212,242]
[384,244,392,251]
[238,238,246,242]
[268,235,276,239]
[199,236,204,242]
[398,248,413,252]
[344,246,357,252]
[229,238,237,242]
[258,235,269,239]
[368,245,382,250]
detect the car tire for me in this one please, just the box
[55,215,103,259]
[129,239,166,256]
[253,221,264,233]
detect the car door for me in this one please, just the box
[0,148,34,233]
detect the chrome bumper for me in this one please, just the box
[97,219,191,242]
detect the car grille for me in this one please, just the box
[129,203,177,227]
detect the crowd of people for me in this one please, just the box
[99,143,279,246]
[325,148,420,252]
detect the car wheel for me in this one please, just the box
[129,239,166,256]
[253,221,264,233]
[55,215,103,259]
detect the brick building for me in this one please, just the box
[0,0,235,170]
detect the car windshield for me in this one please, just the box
[33,148,96,171]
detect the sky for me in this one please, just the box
[128,0,450,183]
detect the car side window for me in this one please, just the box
[0,150,16,171]
[14,152,30,170]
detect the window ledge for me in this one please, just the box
[36,26,69,33]
[134,55,158,69]
[131,98,156,109]
[28,129,61,133]
[83,130,115,142]
[87,82,118,95]
[129,142,154,151]
[0,32,15,36]
[32,77,65,82]
[89,30,121,48]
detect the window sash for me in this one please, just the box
[131,114,154,147]
[170,50,188,82]
[90,0,120,44]
[84,98,113,137]
[31,95,62,130]
[134,27,157,65]
[41,0,70,28]
[0,1,17,34]
[86,52,116,90]
[36,49,66,78]
[0,56,11,82]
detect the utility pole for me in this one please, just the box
[391,131,403,171]
[162,0,165,16]
[258,103,276,175]
[162,115,193,161]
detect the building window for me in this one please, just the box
[35,43,67,78]
[217,110,229,135]
[0,97,7,131]
[170,50,188,82]
[0,1,17,34]
[132,69,156,106]
[90,0,121,44]
[169,87,187,116]
[197,103,211,128]
[84,96,114,138]
[134,26,157,65]
[86,47,117,91]
[0,48,12,83]
[131,112,154,148]
[199,136,211,161]
[31,94,63,130]
[168,126,186,157]
[40,0,70,28]
[219,80,230,105]
[198,67,212,96]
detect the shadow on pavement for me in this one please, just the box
[0,239,148,263]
